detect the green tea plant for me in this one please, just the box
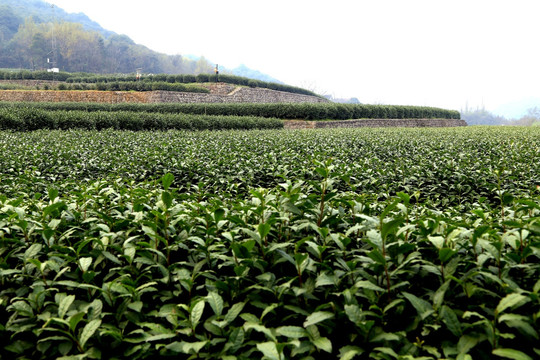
[0,126,539,359]
[0,108,283,131]
[0,101,461,121]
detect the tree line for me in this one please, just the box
[461,106,540,126]
[0,14,214,75]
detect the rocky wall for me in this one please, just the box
[0,87,328,104]
[0,90,150,103]
[284,119,468,129]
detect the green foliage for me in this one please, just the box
[0,127,538,359]
[0,69,71,81]
[1,68,320,96]
[0,107,283,131]
[195,73,210,83]
[0,101,461,120]
[0,10,208,75]
[75,81,209,93]
[61,71,320,97]
[182,74,196,83]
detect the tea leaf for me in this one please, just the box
[313,336,333,353]
[79,319,101,349]
[339,345,364,360]
[206,291,224,317]
[496,293,530,315]
[440,305,462,337]
[498,314,538,339]
[58,295,75,318]
[225,302,246,324]
[190,300,205,330]
[439,248,457,263]
[79,257,92,272]
[161,191,173,209]
[256,341,280,360]
[276,326,308,339]
[258,222,271,240]
[303,311,335,327]
[68,312,86,332]
[243,323,276,341]
[10,301,34,317]
[458,335,479,354]
[402,292,434,320]
[24,243,42,260]
[161,173,174,190]
[492,348,533,360]
[166,340,209,354]
[355,280,385,292]
[227,328,245,353]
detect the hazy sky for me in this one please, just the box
[48,0,539,116]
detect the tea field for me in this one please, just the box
[0,126,539,359]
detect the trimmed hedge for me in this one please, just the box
[0,102,462,120]
[1,69,319,97]
[0,80,209,93]
[0,69,72,81]
[83,81,208,93]
[64,72,320,97]
[0,107,283,131]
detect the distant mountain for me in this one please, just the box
[461,107,509,126]
[0,0,280,83]
[0,0,114,37]
[230,64,282,84]
[493,97,540,119]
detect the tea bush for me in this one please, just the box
[0,127,538,359]
[0,108,283,131]
[0,102,461,120]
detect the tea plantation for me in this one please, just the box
[0,127,539,359]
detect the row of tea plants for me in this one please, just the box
[65,73,320,97]
[0,107,283,131]
[0,69,318,97]
[56,82,210,93]
[0,101,461,121]
[0,127,539,359]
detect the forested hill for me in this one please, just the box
[0,0,113,39]
[0,0,278,81]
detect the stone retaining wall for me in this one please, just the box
[0,80,61,87]
[0,90,150,103]
[284,119,467,129]
[148,88,328,103]
[0,87,328,104]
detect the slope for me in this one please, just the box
[0,0,279,83]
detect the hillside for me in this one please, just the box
[0,0,279,82]
[0,0,113,39]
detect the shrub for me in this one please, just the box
[140,113,164,130]
[196,73,209,83]
[153,74,167,82]
[96,82,107,91]
[0,102,460,121]
[56,111,95,130]
[0,108,23,130]
[117,111,148,131]
[17,107,56,130]
[94,111,119,130]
